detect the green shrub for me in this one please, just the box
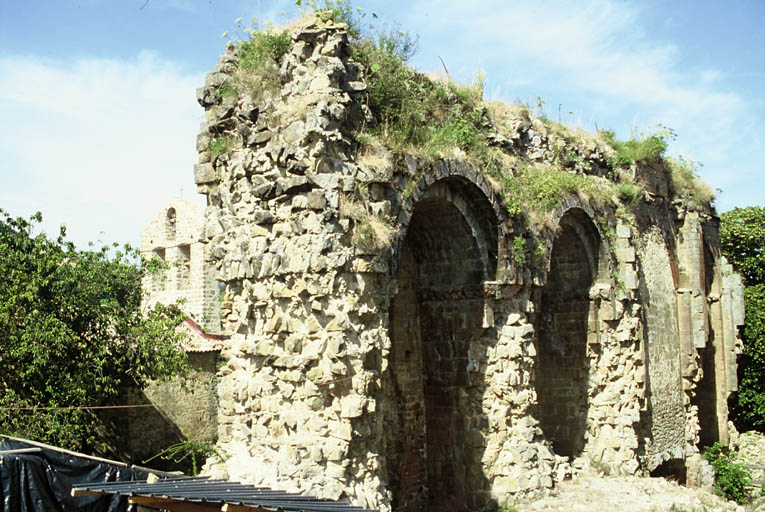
[704,442,752,503]
[617,181,640,206]
[427,116,483,156]
[721,207,765,432]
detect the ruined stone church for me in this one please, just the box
[141,12,745,512]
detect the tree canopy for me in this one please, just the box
[0,210,188,452]
[720,206,765,431]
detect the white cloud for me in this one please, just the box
[0,51,205,248]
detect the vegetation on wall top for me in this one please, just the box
[218,0,717,227]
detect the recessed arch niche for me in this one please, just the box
[386,177,497,512]
[537,207,607,458]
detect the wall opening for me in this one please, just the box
[178,244,191,290]
[166,208,176,241]
[387,178,496,512]
[695,241,720,448]
[537,209,601,458]
[152,248,166,292]
[650,458,687,484]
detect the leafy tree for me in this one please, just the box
[0,209,188,452]
[720,206,765,431]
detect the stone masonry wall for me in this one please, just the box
[187,13,745,512]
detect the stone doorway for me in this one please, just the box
[537,209,601,458]
[386,179,495,512]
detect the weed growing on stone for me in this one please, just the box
[287,1,716,229]
[401,178,416,201]
[209,135,236,158]
[589,454,612,476]
[512,236,527,265]
[339,195,395,252]
[346,22,496,162]
[616,181,641,207]
[222,17,292,102]
[295,0,363,38]
[238,28,292,71]
[353,216,394,252]
[214,81,239,100]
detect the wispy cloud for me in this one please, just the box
[0,51,204,248]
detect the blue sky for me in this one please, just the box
[1,0,763,248]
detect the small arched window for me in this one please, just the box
[166,208,176,241]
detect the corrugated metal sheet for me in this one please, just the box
[71,476,378,512]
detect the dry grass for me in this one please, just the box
[340,195,395,251]
[279,92,337,122]
[360,216,395,250]
[666,156,716,207]
[338,195,366,220]
[356,138,393,175]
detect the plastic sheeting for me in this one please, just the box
[0,438,151,512]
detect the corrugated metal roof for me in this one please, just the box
[71,475,378,512]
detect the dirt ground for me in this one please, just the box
[515,473,747,512]
[513,431,765,512]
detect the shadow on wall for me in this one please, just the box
[97,352,219,475]
[97,388,189,473]
[536,208,602,459]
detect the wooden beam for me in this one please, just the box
[128,496,221,512]
[71,489,107,497]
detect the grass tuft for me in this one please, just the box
[600,129,667,166]
[209,135,237,158]
[229,24,292,102]
[666,155,715,208]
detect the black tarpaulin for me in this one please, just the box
[0,437,153,512]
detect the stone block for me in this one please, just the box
[194,162,217,184]
[340,394,365,418]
